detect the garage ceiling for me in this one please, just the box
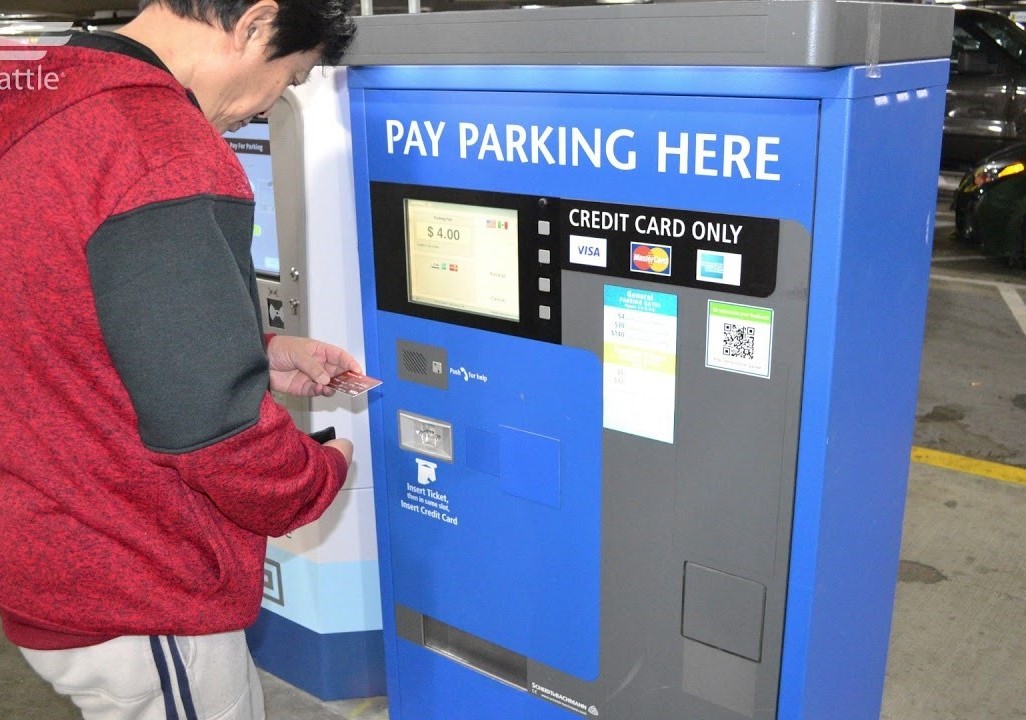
[0,0,136,15]
[0,0,619,18]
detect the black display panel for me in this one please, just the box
[225,120,280,279]
[371,182,561,344]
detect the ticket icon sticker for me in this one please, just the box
[328,371,383,396]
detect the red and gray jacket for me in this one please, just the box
[0,33,347,650]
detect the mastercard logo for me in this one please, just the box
[630,242,672,276]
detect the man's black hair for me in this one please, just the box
[137,0,355,65]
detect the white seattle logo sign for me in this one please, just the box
[0,21,73,61]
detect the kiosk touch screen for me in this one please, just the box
[404,199,520,322]
[225,121,281,278]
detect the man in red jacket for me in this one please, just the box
[0,1,357,717]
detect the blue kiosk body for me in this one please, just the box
[344,2,953,718]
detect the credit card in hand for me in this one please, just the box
[328,371,383,397]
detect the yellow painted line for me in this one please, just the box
[911,446,1026,488]
[349,699,374,716]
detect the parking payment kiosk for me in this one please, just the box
[345,2,953,718]
[229,75,385,699]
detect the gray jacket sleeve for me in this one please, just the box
[86,194,269,453]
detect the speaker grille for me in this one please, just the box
[395,340,448,390]
[401,349,430,377]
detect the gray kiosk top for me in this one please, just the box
[342,0,953,68]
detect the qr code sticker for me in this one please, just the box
[723,323,756,360]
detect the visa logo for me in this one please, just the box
[569,234,607,267]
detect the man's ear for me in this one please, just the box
[232,0,279,56]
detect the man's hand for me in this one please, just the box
[266,335,362,397]
[325,438,355,467]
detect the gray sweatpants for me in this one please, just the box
[19,631,265,720]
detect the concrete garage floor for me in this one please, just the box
[2,199,1025,719]
[881,200,1026,720]
[882,465,1026,720]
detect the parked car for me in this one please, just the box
[943,8,1026,172]
[952,141,1026,266]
